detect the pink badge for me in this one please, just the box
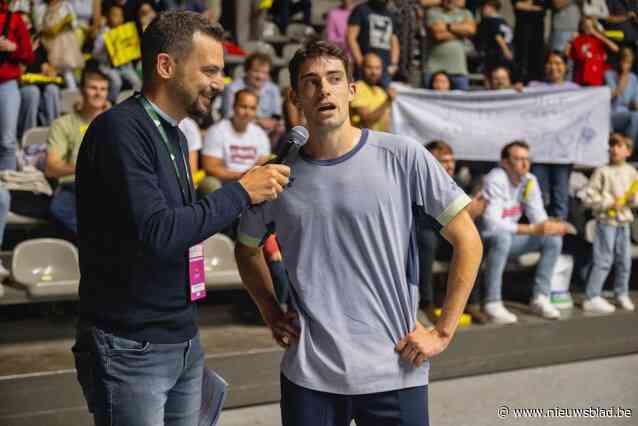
[189,244,206,302]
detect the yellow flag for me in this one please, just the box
[104,22,141,67]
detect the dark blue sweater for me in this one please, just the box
[76,97,250,343]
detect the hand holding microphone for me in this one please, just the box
[265,126,309,165]
[239,126,309,204]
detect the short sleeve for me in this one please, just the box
[412,144,471,227]
[201,125,224,158]
[427,8,445,26]
[178,118,202,152]
[237,204,272,247]
[268,83,283,117]
[347,5,364,27]
[255,127,271,157]
[47,117,70,158]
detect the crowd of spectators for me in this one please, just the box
[0,0,636,322]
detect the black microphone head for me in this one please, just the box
[290,126,309,147]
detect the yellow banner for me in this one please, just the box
[104,22,141,67]
[20,73,64,85]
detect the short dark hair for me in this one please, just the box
[428,70,450,89]
[501,140,530,160]
[610,132,633,151]
[489,65,511,79]
[141,11,224,83]
[234,88,259,105]
[545,50,567,65]
[289,39,352,91]
[245,52,272,71]
[426,140,454,155]
[81,60,109,87]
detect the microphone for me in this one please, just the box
[266,126,309,165]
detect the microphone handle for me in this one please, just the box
[264,140,296,165]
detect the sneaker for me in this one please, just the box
[530,295,561,319]
[484,301,518,324]
[616,294,635,311]
[465,304,489,324]
[583,296,616,314]
[0,261,9,282]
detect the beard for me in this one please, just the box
[170,70,213,121]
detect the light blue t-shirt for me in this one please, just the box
[238,129,471,395]
[222,77,283,119]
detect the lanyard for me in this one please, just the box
[138,95,191,204]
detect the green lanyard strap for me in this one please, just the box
[138,95,191,203]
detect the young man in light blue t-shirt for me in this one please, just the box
[235,40,483,426]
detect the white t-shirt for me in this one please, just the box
[202,119,270,172]
[178,118,202,152]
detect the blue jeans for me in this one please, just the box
[531,163,572,220]
[549,30,575,52]
[0,187,10,248]
[483,232,563,302]
[0,79,21,171]
[611,110,638,147]
[72,325,205,426]
[585,222,632,299]
[18,84,61,138]
[50,182,77,234]
[101,63,142,103]
[416,225,481,305]
[280,374,429,426]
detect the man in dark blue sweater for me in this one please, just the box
[72,11,290,426]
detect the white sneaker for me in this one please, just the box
[0,261,9,282]
[583,296,616,314]
[616,295,636,311]
[484,301,518,324]
[530,295,561,319]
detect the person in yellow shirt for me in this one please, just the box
[350,52,395,132]
[45,66,110,235]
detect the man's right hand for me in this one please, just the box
[535,220,569,236]
[239,164,290,205]
[263,305,299,349]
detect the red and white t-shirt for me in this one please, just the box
[570,34,609,86]
[202,119,271,172]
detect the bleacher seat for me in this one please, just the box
[0,283,4,298]
[286,23,315,42]
[7,211,48,226]
[203,234,243,290]
[241,41,286,67]
[21,127,49,148]
[242,40,276,57]
[11,238,80,298]
[278,68,291,89]
[116,89,135,104]
[282,43,302,63]
[60,89,81,115]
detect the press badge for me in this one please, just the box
[189,244,206,302]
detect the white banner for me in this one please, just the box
[391,85,611,167]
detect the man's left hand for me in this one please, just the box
[395,321,451,367]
